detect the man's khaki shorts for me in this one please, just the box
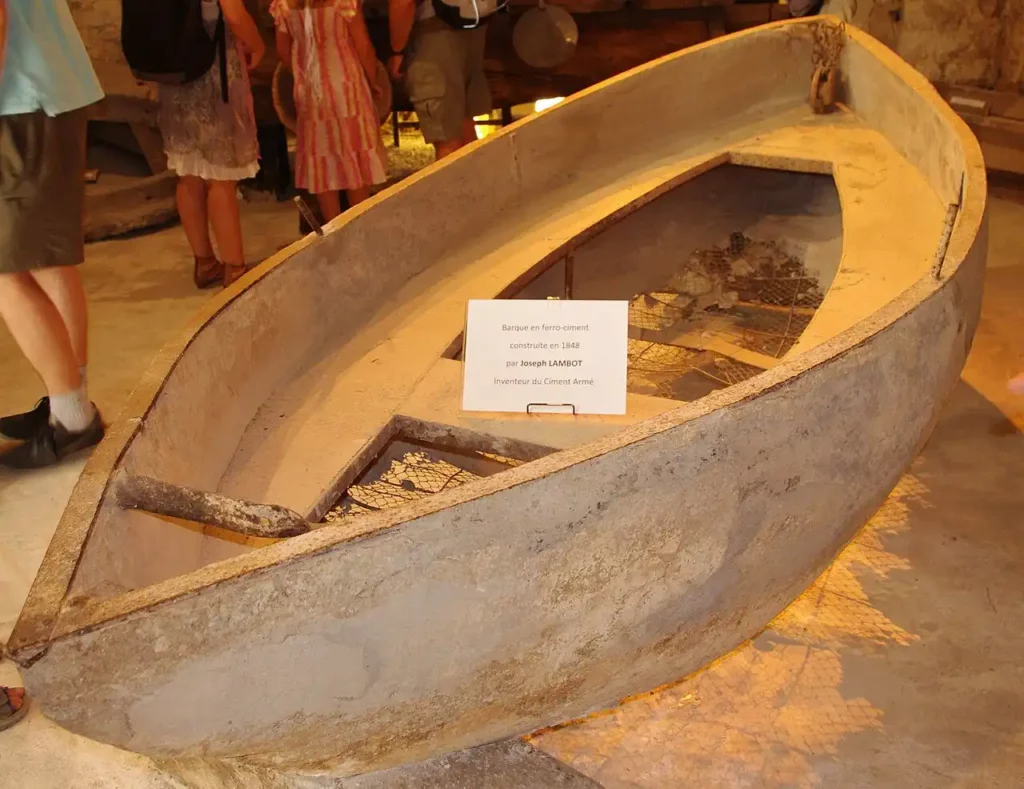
[405,19,491,145]
[0,108,88,274]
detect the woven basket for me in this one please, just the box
[272,60,392,132]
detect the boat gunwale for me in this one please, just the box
[7,16,987,659]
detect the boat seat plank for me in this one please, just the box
[400,358,681,452]
[730,118,947,356]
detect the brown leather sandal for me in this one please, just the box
[0,686,29,732]
[223,262,249,288]
[193,255,224,289]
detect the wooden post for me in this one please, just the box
[128,122,168,175]
[114,474,312,539]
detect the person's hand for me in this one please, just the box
[387,53,404,81]
[246,40,266,72]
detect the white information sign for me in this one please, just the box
[461,299,629,415]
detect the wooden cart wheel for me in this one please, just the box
[273,60,393,131]
[809,65,826,113]
[809,65,839,114]
[821,66,838,109]
[272,62,297,132]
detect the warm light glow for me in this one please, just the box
[474,114,498,140]
[534,97,565,112]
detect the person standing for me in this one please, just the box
[387,0,498,160]
[158,0,265,289]
[0,0,105,469]
[272,0,388,222]
[788,0,825,15]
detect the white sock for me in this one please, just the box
[49,388,95,433]
[79,365,87,391]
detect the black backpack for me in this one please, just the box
[431,0,506,30]
[121,0,229,101]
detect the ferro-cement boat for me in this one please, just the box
[9,16,986,779]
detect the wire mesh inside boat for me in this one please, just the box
[624,232,823,399]
[323,438,523,523]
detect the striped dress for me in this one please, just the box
[270,0,387,193]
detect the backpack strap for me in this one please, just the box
[216,11,229,103]
[430,0,506,29]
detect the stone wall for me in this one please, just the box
[67,0,121,63]
[824,0,1024,89]
[68,0,1024,91]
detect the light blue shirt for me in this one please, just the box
[0,0,104,117]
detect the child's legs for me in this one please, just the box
[207,180,244,266]
[316,191,343,223]
[176,176,214,258]
[346,187,370,207]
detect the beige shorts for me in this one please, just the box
[0,108,88,274]
[405,20,491,145]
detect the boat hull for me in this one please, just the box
[21,250,984,776]
[10,18,987,778]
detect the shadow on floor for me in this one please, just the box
[532,381,1024,788]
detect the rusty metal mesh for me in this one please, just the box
[323,447,521,524]
[627,233,824,397]
[628,292,694,331]
[627,339,764,399]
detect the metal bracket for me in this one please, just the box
[931,172,966,281]
[294,195,324,237]
[527,403,577,415]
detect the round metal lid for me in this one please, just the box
[513,3,579,70]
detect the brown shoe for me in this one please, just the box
[0,687,29,731]
[223,261,249,288]
[193,255,224,289]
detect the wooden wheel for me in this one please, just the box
[809,65,838,114]
[273,61,393,132]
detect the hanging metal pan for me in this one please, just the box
[513,1,579,70]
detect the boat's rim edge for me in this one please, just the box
[7,16,988,658]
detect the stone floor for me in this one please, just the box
[1,187,1023,788]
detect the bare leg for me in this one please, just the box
[345,187,371,208]
[461,117,478,146]
[433,138,464,161]
[30,266,88,369]
[0,272,80,395]
[316,191,343,222]
[175,176,214,258]
[207,180,244,267]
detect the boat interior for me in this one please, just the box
[38,21,959,620]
